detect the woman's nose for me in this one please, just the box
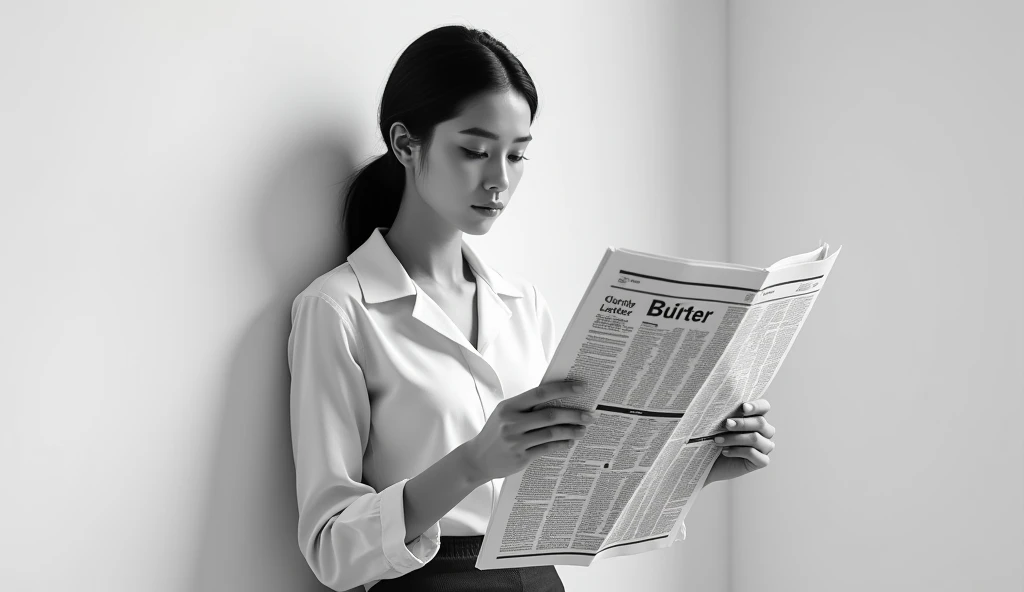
[484,161,509,193]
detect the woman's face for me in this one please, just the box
[410,90,532,235]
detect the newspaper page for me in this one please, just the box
[475,243,842,570]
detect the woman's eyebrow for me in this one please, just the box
[458,127,532,143]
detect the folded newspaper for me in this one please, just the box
[475,242,842,570]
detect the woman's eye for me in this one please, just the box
[462,148,528,163]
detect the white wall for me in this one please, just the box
[728,2,1023,591]
[0,2,730,591]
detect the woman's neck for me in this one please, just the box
[383,203,473,290]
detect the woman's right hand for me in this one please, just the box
[462,380,595,485]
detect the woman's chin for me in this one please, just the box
[459,217,498,235]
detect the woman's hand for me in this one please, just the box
[705,399,775,485]
[463,380,593,486]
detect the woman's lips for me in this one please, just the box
[471,205,502,217]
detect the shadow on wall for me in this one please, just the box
[185,117,370,592]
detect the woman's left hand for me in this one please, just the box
[705,399,775,485]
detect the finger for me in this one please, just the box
[527,381,585,410]
[721,445,770,468]
[521,404,593,433]
[739,399,770,416]
[714,432,776,455]
[720,413,774,438]
[725,416,776,440]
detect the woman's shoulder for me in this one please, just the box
[291,262,363,321]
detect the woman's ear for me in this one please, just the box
[389,121,419,170]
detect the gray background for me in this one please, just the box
[1,1,1019,591]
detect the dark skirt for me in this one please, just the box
[370,535,565,592]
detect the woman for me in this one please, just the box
[287,24,776,592]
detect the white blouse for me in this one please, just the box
[287,227,558,591]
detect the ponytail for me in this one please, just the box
[340,152,406,256]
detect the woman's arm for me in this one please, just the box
[402,442,483,544]
[289,294,447,589]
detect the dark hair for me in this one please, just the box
[339,25,540,256]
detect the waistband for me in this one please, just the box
[436,535,484,560]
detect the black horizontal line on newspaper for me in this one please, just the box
[688,432,730,444]
[611,286,749,306]
[619,270,826,295]
[590,407,728,442]
[495,535,672,560]
[609,285,820,307]
[595,404,682,419]
[761,274,824,291]
[619,270,760,292]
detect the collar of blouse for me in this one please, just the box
[347,226,526,355]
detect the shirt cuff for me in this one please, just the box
[380,478,442,573]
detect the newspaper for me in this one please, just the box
[475,242,843,569]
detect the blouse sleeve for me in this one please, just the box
[287,294,441,591]
[533,284,559,366]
